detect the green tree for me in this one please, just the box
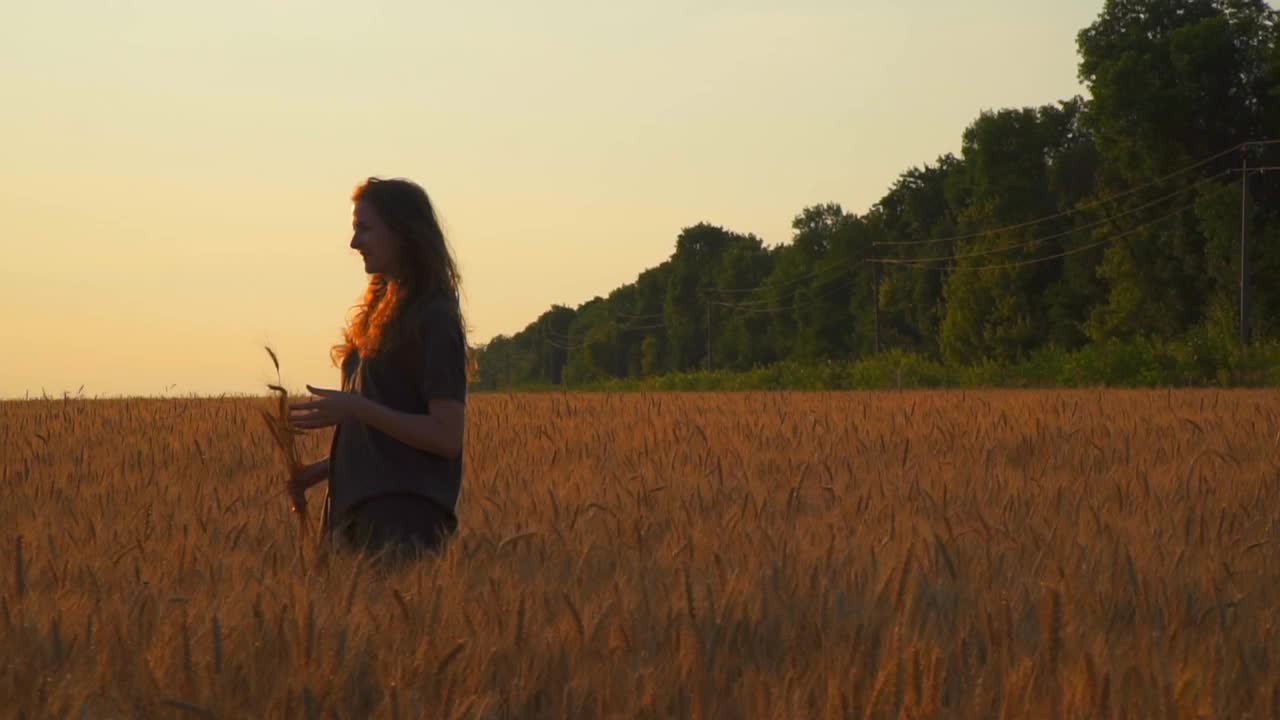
[940,106,1070,363]
[871,156,962,355]
[1078,0,1278,340]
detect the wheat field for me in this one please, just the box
[2,389,1279,719]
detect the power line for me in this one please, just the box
[873,180,1238,273]
[694,139,1273,305]
[698,141,1267,308]
[620,322,667,331]
[517,179,1233,358]
[870,169,1231,265]
[712,260,869,314]
[709,258,856,297]
[545,337,588,351]
[710,265,857,309]
[539,309,665,344]
[612,309,665,321]
[544,327,577,341]
[705,257,866,313]
[494,141,1269,365]
[545,317,668,347]
[872,141,1246,248]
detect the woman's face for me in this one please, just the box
[350,200,400,275]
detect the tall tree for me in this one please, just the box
[873,156,962,355]
[1078,0,1278,340]
[940,106,1071,363]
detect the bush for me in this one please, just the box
[480,336,1280,392]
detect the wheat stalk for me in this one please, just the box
[259,346,308,537]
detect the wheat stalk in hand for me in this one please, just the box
[259,346,308,534]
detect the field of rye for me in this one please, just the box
[2,389,1279,719]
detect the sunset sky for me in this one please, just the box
[1,1,1103,398]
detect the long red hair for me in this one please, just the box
[330,178,474,377]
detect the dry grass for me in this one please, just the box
[1,389,1278,718]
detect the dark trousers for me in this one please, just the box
[329,493,457,558]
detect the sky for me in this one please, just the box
[1,0,1106,398]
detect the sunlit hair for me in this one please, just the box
[331,177,474,378]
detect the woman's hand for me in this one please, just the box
[288,385,365,430]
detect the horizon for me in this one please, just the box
[2,1,1106,398]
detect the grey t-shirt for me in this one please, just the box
[325,295,468,525]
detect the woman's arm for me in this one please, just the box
[291,457,330,490]
[355,397,465,460]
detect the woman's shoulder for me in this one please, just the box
[404,293,462,339]
[412,292,459,320]
[423,292,460,316]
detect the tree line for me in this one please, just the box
[475,0,1280,390]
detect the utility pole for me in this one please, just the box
[706,299,713,372]
[1240,146,1251,346]
[872,245,881,354]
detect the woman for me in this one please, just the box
[287,177,470,557]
